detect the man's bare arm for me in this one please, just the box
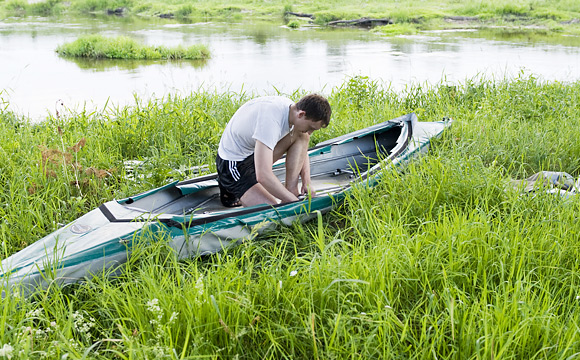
[254,141,299,203]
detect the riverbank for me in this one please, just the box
[2,0,580,35]
[1,76,579,358]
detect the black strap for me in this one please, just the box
[99,204,117,222]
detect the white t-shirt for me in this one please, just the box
[218,96,293,161]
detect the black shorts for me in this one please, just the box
[216,154,258,207]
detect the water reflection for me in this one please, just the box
[456,28,580,47]
[249,29,268,45]
[326,44,349,74]
[69,57,209,71]
[0,15,579,121]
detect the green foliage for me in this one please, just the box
[287,19,300,28]
[70,0,134,12]
[56,35,210,60]
[132,1,152,13]
[495,3,529,16]
[217,5,241,14]
[374,23,419,36]
[28,0,65,15]
[174,3,194,18]
[312,11,342,25]
[3,0,579,34]
[70,0,107,12]
[386,7,446,24]
[4,0,26,12]
[532,8,567,20]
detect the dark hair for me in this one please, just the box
[296,94,331,127]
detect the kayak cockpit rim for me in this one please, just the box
[100,116,415,228]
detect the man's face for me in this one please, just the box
[296,112,325,135]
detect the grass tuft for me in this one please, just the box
[56,35,210,60]
[374,23,419,36]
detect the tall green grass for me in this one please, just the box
[1,76,580,358]
[56,35,210,60]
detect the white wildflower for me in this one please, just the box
[71,311,95,338]
[26,309,43,318]
[192,276,206,307]
[147,298,163,324]
[194,276,204,297]
[34,328,46,338]
[169,312,179,324]
[0,344,14,359]
[146,299,161,313]
[289,270,298,277]
[69,339,81,351]
[152,345,169,358]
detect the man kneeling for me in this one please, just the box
[216,94,332,207]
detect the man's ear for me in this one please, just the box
[297,109,306,118]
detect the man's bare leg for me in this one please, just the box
[273,132,310,196]
[239,133,308,207]
[284,133,309,196]
[240,183,279,207]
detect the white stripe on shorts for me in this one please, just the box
[229,160,241,182]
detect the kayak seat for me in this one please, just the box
[177,179,219,196]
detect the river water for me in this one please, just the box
[1,15,579,121]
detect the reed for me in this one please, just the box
[1,76,580,358]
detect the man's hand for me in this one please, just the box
[301,180,317,197]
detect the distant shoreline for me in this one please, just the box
[4,0,580,36]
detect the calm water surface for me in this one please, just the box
[1,15,579,120]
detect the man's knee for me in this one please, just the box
[291,132,310,149]
[241,183,278,206]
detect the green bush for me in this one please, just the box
[495,3,529,16]
[374,23,419,36]
[28,0,64,15]
[287,20,300,28]
[313,11,342,24]
[175,4,194,18]
[4,0,26,12]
